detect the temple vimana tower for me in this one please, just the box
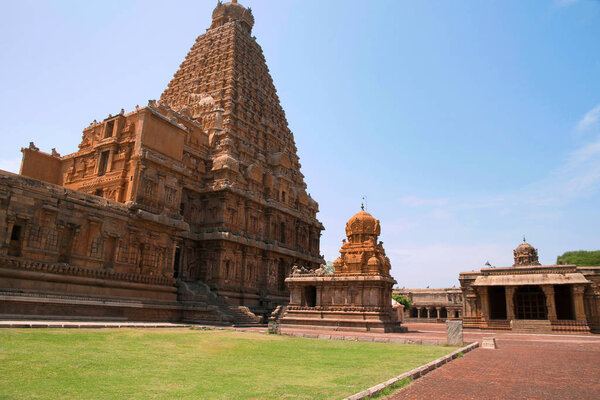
[0,1,323,323]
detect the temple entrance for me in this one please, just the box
[554,284,575,320]
[303,286,317,307]
[514,285,547,320]
[440,307,447,319]
[430,308,438,318]
[489,286,507,320]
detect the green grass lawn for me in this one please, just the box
[0,328,456,400]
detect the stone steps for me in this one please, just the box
[177,280,264,326]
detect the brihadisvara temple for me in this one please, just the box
[0,1,599,333]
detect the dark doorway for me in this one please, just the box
[430,308,438,318]
[8,224,22,257]
[489,286,507,320]
[103,236,116,269]
[173,246,181,279]
[98,151,109,176]
[58,226,75,262]
[514,285,547,320]
[410,308,418,318]
[303,286,317,307]
[278,261,286,292]
[554,285,575,320]
[440,308,448,319]
[280,222,286,244]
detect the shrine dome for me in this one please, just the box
[367,256,381,267]
[513,238,541,266]
[515,240,534,253]
[345,208,381,239]
[211,0,255,33]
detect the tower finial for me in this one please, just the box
[361,195,366,211]
[523,235,526,243]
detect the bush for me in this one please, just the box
[556,250,600,266]
[392,293,413,309]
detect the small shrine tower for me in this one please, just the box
[278,208,404,333]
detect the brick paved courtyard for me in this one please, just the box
[389,324,600,400]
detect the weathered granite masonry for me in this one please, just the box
[3,1,323,322]
[460,239,600,333]
[446,320,463,346]
[278,208,403,333]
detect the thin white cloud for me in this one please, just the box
[400,195,448,208]
[463,105,600,211]
[576,104,600,133]
[0,158,21,173]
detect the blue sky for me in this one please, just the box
[1,0,599,287]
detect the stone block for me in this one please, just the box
[446,319,463,346]
[358,336,373,342]
[481,337,498,349]
[389,338,405,344]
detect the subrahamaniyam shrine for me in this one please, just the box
[0,1,599,334]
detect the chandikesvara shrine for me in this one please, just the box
[460,239,600,333]
[277,207,404,333]
[0,1,324,324]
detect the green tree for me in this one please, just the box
[556,250,600,266]
[392,293,412,309]
[323,261,335,274]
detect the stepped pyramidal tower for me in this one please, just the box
[4,1,323,323]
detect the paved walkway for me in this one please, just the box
[388,324,600,400]
[279,322,599,346]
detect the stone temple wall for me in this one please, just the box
[5,1,324,321]
[0,170,191,321]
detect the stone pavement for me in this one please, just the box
[387,324,600,400]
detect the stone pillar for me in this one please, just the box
[417,307,422,319]
[573,285,588,322]
[477,287,490,320]
[446,320,463,346]
[505,286,516,321]
[541,285,557,321]
[436,307,441,320]
[426,308,431,319]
